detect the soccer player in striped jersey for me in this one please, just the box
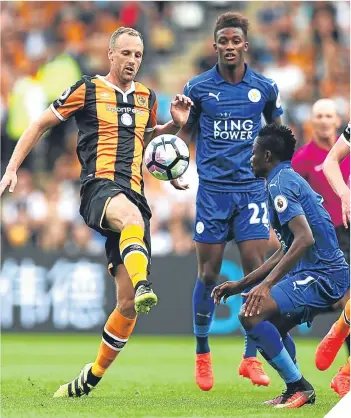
[0,27,193,397]
[315,122,350,399]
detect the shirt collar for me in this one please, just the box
[212,63,252,85]
[96,75,135,102]
[268,161,292,183]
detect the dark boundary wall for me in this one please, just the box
[1,247,341,337]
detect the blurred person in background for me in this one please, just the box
[0,25,193,398]
[37,36,82,170]
[65,221,105,256]
[315,122,350,399]
[1,169,47,248]
[39,218,69,253]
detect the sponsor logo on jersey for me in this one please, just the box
[105,104,144,116]
[213,119,253,140]
[273,228,287,252]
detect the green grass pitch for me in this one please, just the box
[1,334,346,417]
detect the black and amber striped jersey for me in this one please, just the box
[50,75,157,195]
[342,121,350,146]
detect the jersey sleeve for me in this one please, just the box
[342,121,350,146]
[269,176,305,226]
[183,82,201,125]
[50,79,86,121]
[145,89,158,132]
[262,80,283,123]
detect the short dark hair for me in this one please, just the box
[257,124,296,161]
[214,12,249,40]
[109,27,143,49]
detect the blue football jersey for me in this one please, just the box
[268,161,347,273]
[183,64,283,191]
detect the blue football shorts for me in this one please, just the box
[194,185,270,244]
[270,266,350,325]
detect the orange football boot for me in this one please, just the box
[331,368,350,398]
[263,394,283,405]
[195,352,214,391]
[315,324,345,371]
[238,355,270,386]
[274,389,316,409]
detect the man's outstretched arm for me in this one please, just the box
[323,123,350,228]
[0,108,61,196]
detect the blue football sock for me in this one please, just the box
[193,278,216,354]
[242,292,257,358]
[247,321,301,383]
[283,333,297,364]
[244,334,257,358]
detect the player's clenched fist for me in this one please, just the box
[0,170,17,196]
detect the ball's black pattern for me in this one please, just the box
[146,136,189,180]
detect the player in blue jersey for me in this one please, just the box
[171,12,283,390]
[212,124,350,408]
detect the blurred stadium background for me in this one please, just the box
[1,1,350,417]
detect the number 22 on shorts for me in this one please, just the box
[248,202,269,225]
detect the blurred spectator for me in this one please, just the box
[196,38,218,73]
[1,1,349,257]
[39,219,68,252]
[65,221,104,256]
[263,44,305,100]
[5,58,47,170]
[292,99,350,263]
[2,169,47,247]
[171,2,205,30]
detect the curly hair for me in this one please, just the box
[257,124,297,161]
[214,12,249,40]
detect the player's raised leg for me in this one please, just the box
[315,300,350,371]
[193,242,225,391]
[104,193,157,314]
[54,265,136,397]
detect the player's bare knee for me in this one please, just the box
[199,271,218,286]
[117,297,136,319]
[242,255,265,276]
[121,211,144,230]
[239,311,256,331]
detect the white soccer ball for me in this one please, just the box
[144,134,190,181]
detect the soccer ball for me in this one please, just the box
[144,134,190,181]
